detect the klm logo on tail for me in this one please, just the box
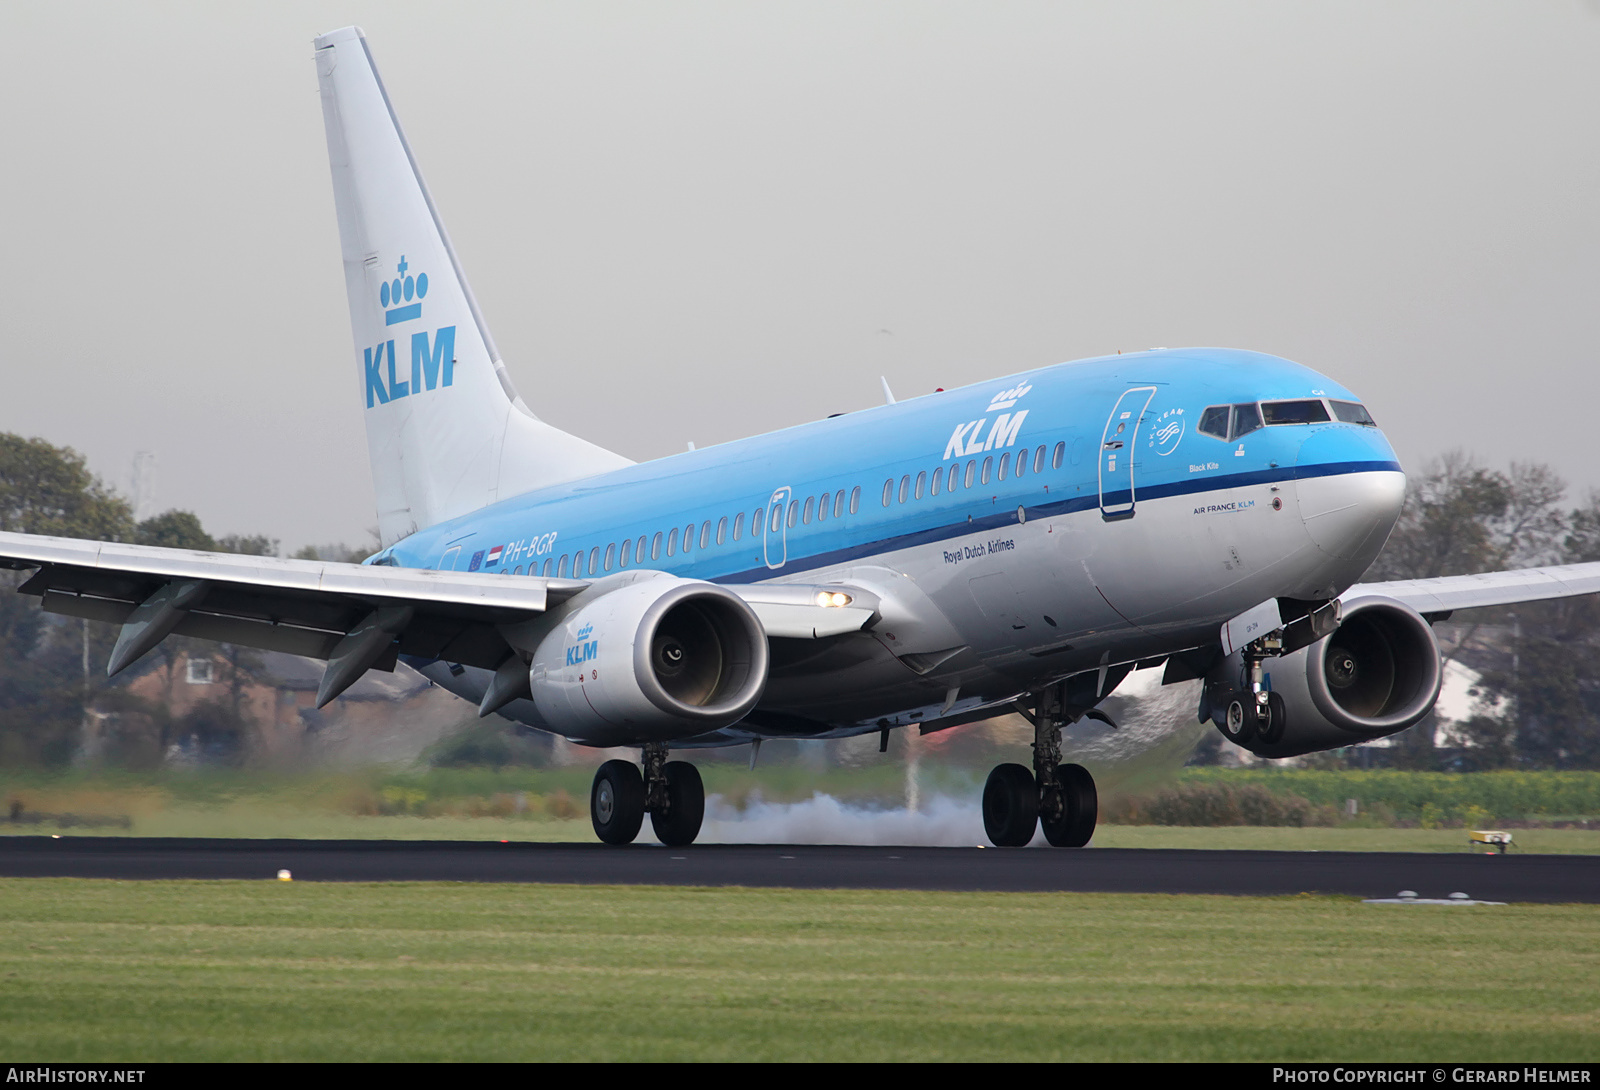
[380,255,428,325]
[365,257,456,408]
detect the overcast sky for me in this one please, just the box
[1,2,1596,551]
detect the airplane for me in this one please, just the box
[4,25,1599,848]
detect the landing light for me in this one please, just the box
[816,591,853,608]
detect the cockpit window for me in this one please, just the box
[1198,402,1264,441]
[1330,400,1376,426]
[1261,399,1331,426]
[1198,406,1230,439]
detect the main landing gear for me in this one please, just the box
[590,742,706,847]
[982,685,1099,848]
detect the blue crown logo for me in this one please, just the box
[379,256,429,326]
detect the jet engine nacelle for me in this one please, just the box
[1204,595,1443,758]
[529,576,769,745]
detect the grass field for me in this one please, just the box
[0,878,1595,1061]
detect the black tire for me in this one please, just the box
[650,761,706,847]
[1040,763,1098,848]
[591,760,645,845]
[1258,691,1288,746]
[982,763,1038,847]
[1220,690,1259,745]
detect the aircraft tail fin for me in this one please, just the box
[314,27,631,547]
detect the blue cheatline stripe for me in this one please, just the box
[710,460,1402,585]
[385,303,421,326]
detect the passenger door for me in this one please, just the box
[1098,387,1157,520]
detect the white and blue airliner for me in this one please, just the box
[5,28,1599,847]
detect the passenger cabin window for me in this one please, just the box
[589,547,600,574]
[882,480,893,507]
[802,496,814,524]
[981,457,992,485]
[849,486,860,514]
[1331,400,1376,426]
[1051,442,1065,469]
[621,539,632,567]
[603,544,614,571]
[651,532,662,560]
[1262,399,1331,426]
[930,467,942,495]
[717,517,728,544]
[997,453,1010,480]
[898,475,910,503]
[557,554,569,578]
[681,524,694,553]
[914,472,925,500]
[667,528,678,556]
[733,512,744,541]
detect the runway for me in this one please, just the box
[1,836,1595,901]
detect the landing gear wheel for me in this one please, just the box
[1040,763,1098,848]
[591,759,646,845]
[1220,690,1259,745]
[983,763,1039,847]
[649,761,705,847]
[1257,692,1288,746]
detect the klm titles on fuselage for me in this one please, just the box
[943,381,1033,460]
[365,256,457,409]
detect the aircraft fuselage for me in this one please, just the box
[387,346,1405,747]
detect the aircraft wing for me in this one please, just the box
[0,530,877,705]
[1343,561,1600,617]
[0,530,589,698]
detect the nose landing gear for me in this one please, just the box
[590,742,706,846]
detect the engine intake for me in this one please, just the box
[530,575,769,745]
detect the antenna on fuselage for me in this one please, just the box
[880,376,897,405]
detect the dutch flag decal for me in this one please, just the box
[486,545,504,566]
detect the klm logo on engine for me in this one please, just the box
[942,381,1032,460]
[566,623,598,667]
[365,256,457,409]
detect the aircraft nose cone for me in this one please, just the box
[1294,428,1405,563]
